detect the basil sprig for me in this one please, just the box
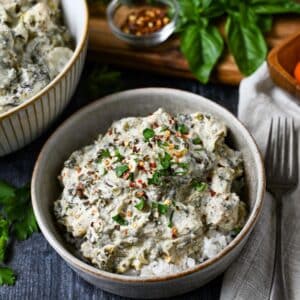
[177,0,300,83]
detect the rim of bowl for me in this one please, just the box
[31,88,266,283]
[0,0,89,121]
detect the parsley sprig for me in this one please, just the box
[0,181,39,286]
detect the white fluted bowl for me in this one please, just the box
[0,0,89,156]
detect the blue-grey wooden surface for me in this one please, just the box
[0,61,239,300]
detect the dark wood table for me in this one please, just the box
[0,60,239,300]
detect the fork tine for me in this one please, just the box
[290,119,299,181]
[282,118,289,178]
[265,118,274,178]
[274,118,281,175]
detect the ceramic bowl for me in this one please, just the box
[0,0,89,156]
[268,32,300,99]
[31,88,265,299]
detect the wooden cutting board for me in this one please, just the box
[88,7,300,85]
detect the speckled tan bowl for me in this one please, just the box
[0,0,88,156]
[31,88,265,299]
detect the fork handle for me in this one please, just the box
[270,195,287,300]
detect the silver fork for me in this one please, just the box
[265,117,299,300]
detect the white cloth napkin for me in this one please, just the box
[220,62,300,300]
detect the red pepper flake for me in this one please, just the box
[137,179,143,184]
[171,227,178,239]
[210,190,216,197]
[76,183,85,198]
[129,182,136,188]
[108,128,113,135]
[121,8,170,36]
[123,172,131,180]
[149,162,157,169]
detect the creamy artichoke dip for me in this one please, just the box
[54,109,247,276]
[0,0,74,113]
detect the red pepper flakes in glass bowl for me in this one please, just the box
[107,0,178,47]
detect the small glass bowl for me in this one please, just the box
[107,0,179,47]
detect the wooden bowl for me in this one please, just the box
[268,32,300,99]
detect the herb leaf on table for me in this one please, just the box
[225,10,267,76]
[0,267,15,286]
[86,66,122,99]
[0,181,38,285]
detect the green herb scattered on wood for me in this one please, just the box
[0,181,39,286]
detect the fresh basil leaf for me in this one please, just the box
[114,148,124,162]
[256,15,273,33]
[192,180,208,192]
[148,171,162,185]
[143,128,155,142]
[225,13,267,76]
[180,24,224,83]
[135,198,145,211]
[192,137,202,145]
[159,152,172,170]
[177,0,201,24]
[251,1,300,14]
[200,0,226,18]
[158,203,169,215]
[0,181,15,206]
[176,123,189,134]
[112,214,128,225]
[115,165,129,177]
[97,149,111,162]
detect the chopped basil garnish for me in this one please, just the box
[143,128,155,141]
[192,181,208,192]
[192,137,202,145]
[176,123,189,134]
[158,203,169,214]
[152,202,169,215]
[114,148,124,162]
[174,162,189,175]
[97,149,111,162]
[135,198,145,211]
[148,171,161,185]
[112,214,128,225]
[159,152,172,170]
[158,140,169,148]
[168,210,174,228]
[115,165,129,177]
[129,172,134,182]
